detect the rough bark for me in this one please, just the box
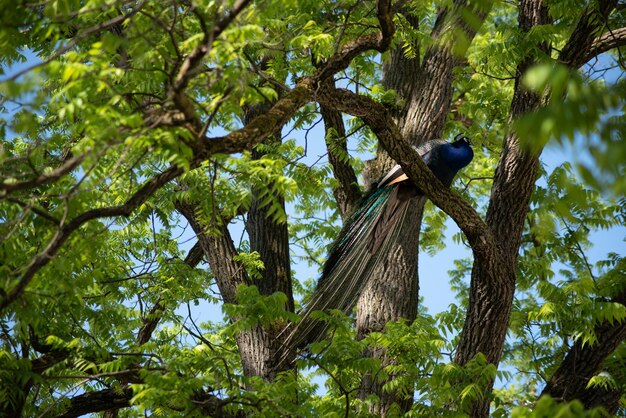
[542,291,626,413]
[361,8,422,187]
[380,10,421,138]
[177,202,284,378]
[558,0,619,68]
[542,321,626,413]
[243,99,295,378]
[356,198,426,414]
[399,0,493,142]
[57,387,244,418]
[579,26,626,66]
[319,80,362,219]
[177,203,246,304]
[453,73,544,372]
[57,388,133,418]
[453,0,551,415]
[245,103,294,311]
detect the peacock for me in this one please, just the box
[278,135,474,366]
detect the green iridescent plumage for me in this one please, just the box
[278,136,473,364]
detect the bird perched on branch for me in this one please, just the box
[278,135,474,366]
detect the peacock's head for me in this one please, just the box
[444,134,474,170]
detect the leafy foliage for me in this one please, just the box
[0,0,625,416]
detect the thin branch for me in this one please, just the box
[171,0,253,94]
[316,0,394,81]
[4,197,61,226]
[319,80,362,219]
[0,154,86,194]
[560,216,598,284]
[1,2,146,83]
[0,165,184,313]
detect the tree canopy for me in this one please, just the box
[1,0,625,417]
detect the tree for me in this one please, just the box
[1,0,625,416]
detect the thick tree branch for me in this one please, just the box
[377,0,395,45]
[313,85,498,269]
[26,330,71,375]
[58,386,242,418]
[198,84,312,157]
[319,82,362,219]
[175,202,247,304]
[541,291,626,413]
[184,240,205,266]
[559,1,619,68]
[57,388,133,418]
[580,27,626,66]
[243,96,293,304]
[240,99,296,378]
[542,320,626,411]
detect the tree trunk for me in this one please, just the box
[355,34,424,413]
[452,1,551,415]
[354,1,491,412]
[356,198,425,414]
[242,159,294,379]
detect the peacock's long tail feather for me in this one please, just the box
[277,182,419,365]
[276,136,473,368]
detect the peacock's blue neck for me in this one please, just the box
[441,143,474,172]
